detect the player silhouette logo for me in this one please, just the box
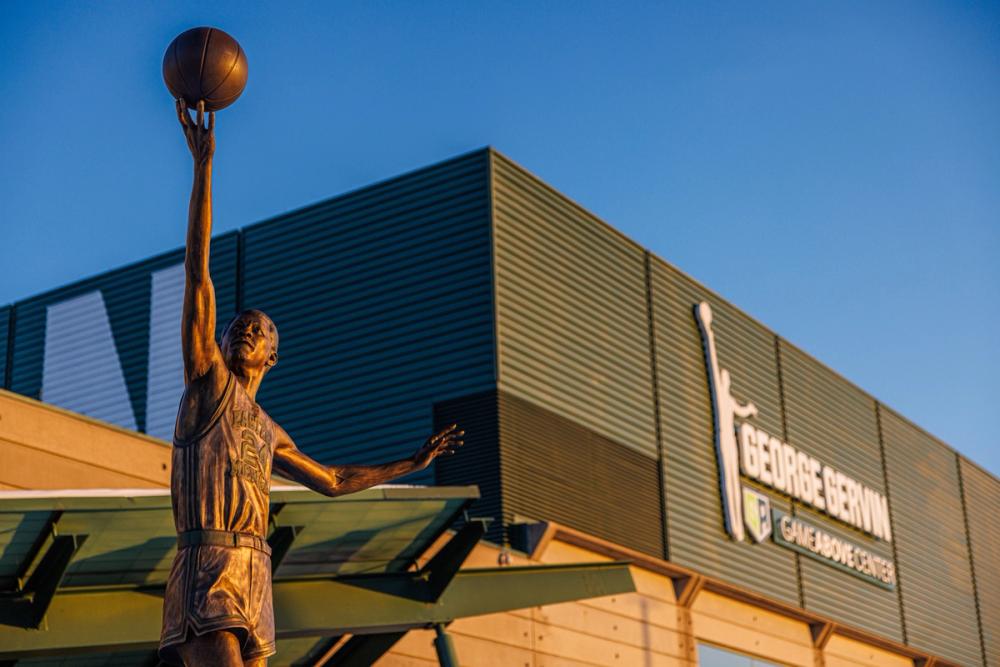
[694,302,758,542]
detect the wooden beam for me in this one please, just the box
[809,621,836,649]
[672,574,704,608]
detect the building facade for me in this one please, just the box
[1,148,996,666]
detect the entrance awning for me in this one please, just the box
[0,486,634,665]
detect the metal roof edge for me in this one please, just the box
[0,484,480,512]
[241,147,492,237]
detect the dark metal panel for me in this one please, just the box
[0,305,10,389]
[960,457,1000,667]
[779,341,903,642]
[242,150,496,482]
[499,390,663,557]
[491,152,658,460]
[881,407,983,666]
[651,259,799,604]
[434,391,504,544]
[8,235,237,434]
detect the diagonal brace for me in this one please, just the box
[268,525,304,574]
[420,518,488,602]
[0,533,87,629]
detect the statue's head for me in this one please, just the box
[221,309,279,377]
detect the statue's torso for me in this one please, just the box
[171,372,276,538]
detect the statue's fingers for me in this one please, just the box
[176,99,191,128]
[208,111,215,132]
[433,424,457,442]
[196,101,205,128]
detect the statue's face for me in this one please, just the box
[221,311,277,375]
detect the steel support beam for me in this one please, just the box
[433,625,459,667]
[421,519,488,601]
[0,561,634,659]
[324,632,406,667]
[0,533,87,630]
[268,525,304,574]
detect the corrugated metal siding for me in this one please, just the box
[881,406,982,666]
[145,263,187,442]
[8,235,237,434]
[652,259,799,604]
[499,390,663,556]
[242,151,496,483]
[960,458,1000,667]
[0,305,10,388]
[491,152,658,459]
[779,341,903,642]
[42,291,139,429]
[434,390,503,544]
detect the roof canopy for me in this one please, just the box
[0,486,634,666]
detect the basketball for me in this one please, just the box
[163,27,248,112]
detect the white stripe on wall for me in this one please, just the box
[42,291,138,430]
[146,263,185,442]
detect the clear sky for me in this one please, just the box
[1,2,997,475]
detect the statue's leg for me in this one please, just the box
[176,629,243,666]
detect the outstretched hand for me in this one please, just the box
[176,99,215,166]
[413,423,465,469]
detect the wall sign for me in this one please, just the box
[773,509,896,589]
[694,302,896,588]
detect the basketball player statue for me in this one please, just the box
[158,99,464,666]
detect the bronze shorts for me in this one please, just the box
[159,544,275,664]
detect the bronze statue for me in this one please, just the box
[158,99,464,667]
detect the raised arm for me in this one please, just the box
[176,99,224,385]
[273,424,465,497]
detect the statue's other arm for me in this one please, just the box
[272,423,464,497]
[176,100,224,385]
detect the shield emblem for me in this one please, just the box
[742,486,772,543]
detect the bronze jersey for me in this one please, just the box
[160,371,278,663]
[170,372,276,537]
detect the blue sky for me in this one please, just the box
[1,2,997,474]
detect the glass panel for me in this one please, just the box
[698,643,782,667]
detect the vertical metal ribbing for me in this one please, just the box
[644,252,669,561]
[955,454,989,666]
[774,336,805,608]
[235,229,245,314]
[485,149,506,548]
[875,402,907,645]
[4,306,15,389]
